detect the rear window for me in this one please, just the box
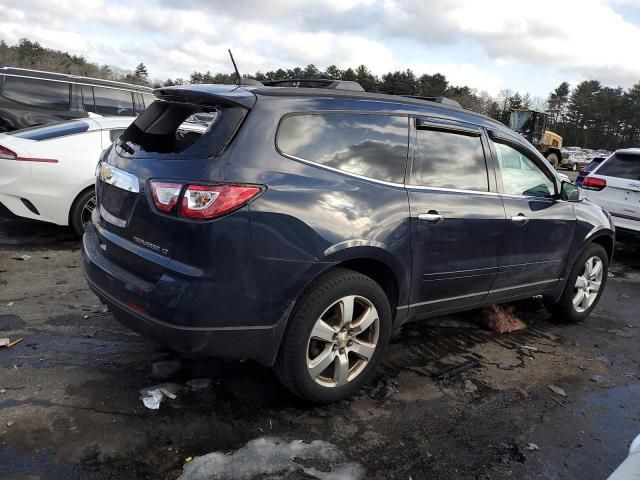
[9,120,89,141]
[596,153,640,180]
[277,113,409,184]
[115,99,246,159]
[94,87,135,116]
[586,158,605,171]
[2,76,70,110]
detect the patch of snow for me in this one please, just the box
[177,437,364,480]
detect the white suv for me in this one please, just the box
[582,148,640,234]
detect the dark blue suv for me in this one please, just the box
[82,81,615,402]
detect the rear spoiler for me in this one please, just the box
[152,85,257,109]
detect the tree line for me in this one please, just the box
[2,38,640,149]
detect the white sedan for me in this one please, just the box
[0,116,135,235]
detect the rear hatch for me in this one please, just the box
[586,151,640,222]
[94,86,255,282]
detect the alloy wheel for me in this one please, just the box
[306,295,379,388]
[81,195,96,230]
[573,256,603,313]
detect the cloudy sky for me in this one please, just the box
[1,0,640,96]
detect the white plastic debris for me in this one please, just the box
[140,383,181,410]
[547,385,567,397]
[526,443,539,451]
[178,437,364,480]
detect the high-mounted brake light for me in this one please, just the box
[179,184,262,219]
[150,181,182,212]
[582,176,607,191]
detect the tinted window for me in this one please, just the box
[81,85,95,113]
[94,87,135,116]
[2,77,70,110]
[493,141,555,198]
[596,153,640,180]
[277,113,408,183]
[412,128,488,191]
[10,120,89,140]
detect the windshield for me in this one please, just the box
[509,111,533,132]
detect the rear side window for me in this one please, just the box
[2,77,70,110]
[94,87,135,116]
[81,85,95,112]
[596,153,640,180]
[116,99,246,159]
[277,113,408,184]
[412,128,488,191]
[9,120,89,140]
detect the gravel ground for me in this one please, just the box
[1,208,639,480]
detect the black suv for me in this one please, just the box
[82,80,615,402]
[0,67,155,132]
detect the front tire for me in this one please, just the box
[275,268,392,403]
[545,244,608,322]
[70,188,96,237]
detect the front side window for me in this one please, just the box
[277,113,409,184]
[412,127,489,191]
[2,77,70,110]
[596,152,640,180]
[94,87,135,116]
[493,141,555,198]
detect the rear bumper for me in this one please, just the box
[81,224,290,366]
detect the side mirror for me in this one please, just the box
[560,181,582,202]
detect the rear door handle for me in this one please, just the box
[511,214,529,225]
[418,212,444,224]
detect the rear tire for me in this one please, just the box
[70,188,96,237]
[275,268,392,403]
[547,153,559,170]
[545,244,608,323]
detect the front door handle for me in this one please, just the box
[511,214,529,226]
[418,212,444,224]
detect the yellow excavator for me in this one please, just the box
[509,109,563,169]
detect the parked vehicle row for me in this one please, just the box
[81,80,614,402]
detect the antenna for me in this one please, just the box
[228,49,241,85]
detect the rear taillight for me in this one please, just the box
[180,184,262,219]
[582,177,607,191]
[0,145,17,160]
[149,181,263,218]
[150,182,182,212]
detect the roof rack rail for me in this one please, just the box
[262,78,365,92]
[403,95,462,109]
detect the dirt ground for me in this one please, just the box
[1,209,639,480]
